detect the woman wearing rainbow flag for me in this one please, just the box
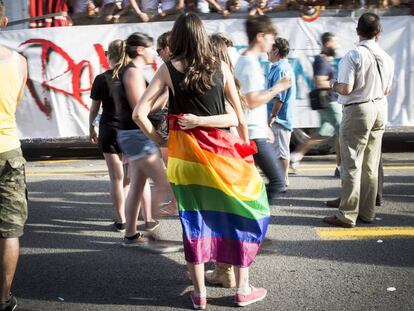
[134,12,270,309]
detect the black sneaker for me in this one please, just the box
[0,295,17,311]
[376,196,383,206]
[113,222,126,232]
[122,232,148,247]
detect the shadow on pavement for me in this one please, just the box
[15,180,194,309]
[259,237,414,268]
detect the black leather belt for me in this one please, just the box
[344,97,383,107]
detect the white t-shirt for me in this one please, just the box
[197,0,210,13]
[337,39,394,106]
[235,55,268,140]
[227,47,240,68]
[198,0,227,12]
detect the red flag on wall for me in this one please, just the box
[29,0,70,28]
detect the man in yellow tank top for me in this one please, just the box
[0,2,28,310]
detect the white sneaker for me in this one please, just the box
[290,152,303,169]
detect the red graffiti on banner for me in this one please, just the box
[94,43,110,70]
[19,39,157,118]
[19,39,96,117]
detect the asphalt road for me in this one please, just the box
[11,152,414,311]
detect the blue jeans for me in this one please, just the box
[253,139,285,199]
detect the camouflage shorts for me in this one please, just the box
[0,148,28,238]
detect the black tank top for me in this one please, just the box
[166,61,226,117]
[112,62,140,130]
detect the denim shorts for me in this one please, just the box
[117,129,159,161]
[0,148,28,238]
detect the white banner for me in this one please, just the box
[0,16,412,139]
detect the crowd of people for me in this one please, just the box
[1,0,395,308]
[24,0,412,28]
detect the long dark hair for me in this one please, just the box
[112,32,152,79]
[210,34,247,109]
[169,13,219,94]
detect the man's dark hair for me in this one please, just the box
[0,0,5,19]
[321,32,335,46]
[157,31,171,50]
[245,15,277,44]
[357,13,381,39]
[273,37,290,58]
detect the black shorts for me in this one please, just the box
[98,123,121,154]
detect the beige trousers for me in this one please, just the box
[336,100,386,225]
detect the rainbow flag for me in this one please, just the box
[301,7,321,22]
[167,115,270,267]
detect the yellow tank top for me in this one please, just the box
[0,51,23,153]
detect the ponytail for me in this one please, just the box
[112,40,129,80]
[110,32,152,79]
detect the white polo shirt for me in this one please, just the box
[337,39,394,106]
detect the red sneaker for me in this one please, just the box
[234,286,267,307]
[190,291,207,309]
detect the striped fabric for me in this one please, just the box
[167,115,270,267]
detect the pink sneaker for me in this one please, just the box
[190,291,207,310]
[234,286,267,307]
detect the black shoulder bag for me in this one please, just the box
[309,88,330,110]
